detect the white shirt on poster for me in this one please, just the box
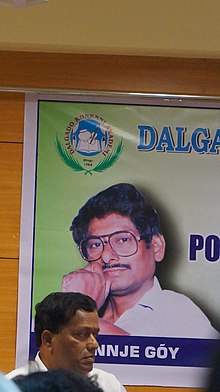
[115,277,219,338]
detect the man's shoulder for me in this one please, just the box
[139,278,200,310]
[157,286,219,338]
[6,364,30,380]
[5,361,40,380]
[90,367,126,392]
[161,286,209,312]
[89,368,119,384]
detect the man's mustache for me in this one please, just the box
[102,263,131,270]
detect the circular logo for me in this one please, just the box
[55,114,123,175]
[69,119,108,157]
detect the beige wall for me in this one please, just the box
[0,0,220,58]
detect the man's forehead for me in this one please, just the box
[71,309,98,323]
[67,310,99,331]
[88,213,136,234]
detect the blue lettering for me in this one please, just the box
[137,125,157,151]
[156,126,175,152]
[210,129,220,154]
[175,127,191,152]
[189,234,204,261]
[191,128,210,153]
[137,125,219,154]
[189,234,219,262]
[205,235,220,262]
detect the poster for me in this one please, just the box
[17,93,220,387]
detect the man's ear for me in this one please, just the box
[151,234,165,262]
[41,330,53,348]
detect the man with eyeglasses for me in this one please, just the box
[62,183,218,338]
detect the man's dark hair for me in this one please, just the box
[70,183,161,249]
[34,292,97,347]
[13,369,104,392]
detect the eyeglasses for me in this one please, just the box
[79,230,145,262]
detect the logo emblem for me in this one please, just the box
[55,115,123,175]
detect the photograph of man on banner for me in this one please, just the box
[62,182,218,339]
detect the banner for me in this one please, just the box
[17,93,220,387]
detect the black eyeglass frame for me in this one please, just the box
[78,230,146,262]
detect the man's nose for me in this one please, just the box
[87,334,99,350]
[101,241,119,264]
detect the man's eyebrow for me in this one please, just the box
[75,326,100,333]
[92,327,100,333]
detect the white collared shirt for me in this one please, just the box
[115,277,218,338]
[6,352,126,392]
